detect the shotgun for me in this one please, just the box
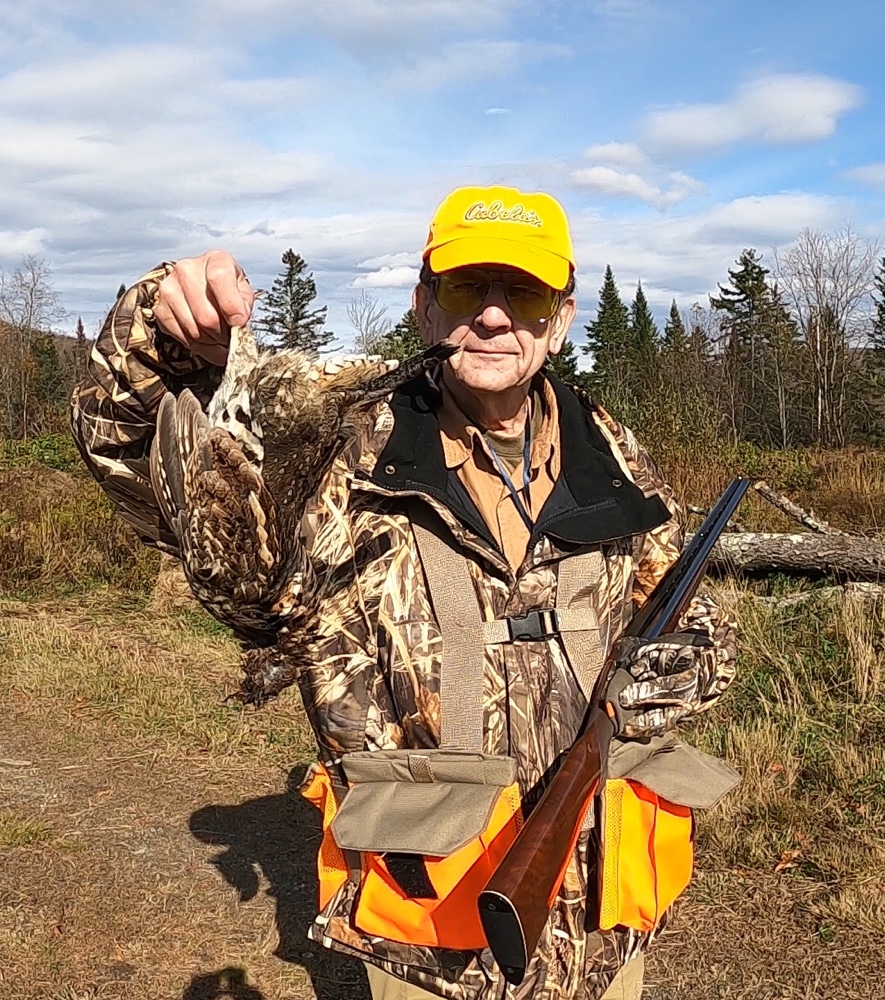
[478,477,750,985]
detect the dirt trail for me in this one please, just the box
[0,706,366,1000]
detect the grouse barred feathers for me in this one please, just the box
[149,326,457,700]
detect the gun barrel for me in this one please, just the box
[478,478,750,985]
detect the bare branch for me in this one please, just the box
[347,290,390,355]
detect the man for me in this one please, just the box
[71,185,737,1000]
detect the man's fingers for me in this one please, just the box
[205,253,255,328]
[153,250,253,368]
[623,706,685,738]
[155,278,202,347]
[619,666,700,709]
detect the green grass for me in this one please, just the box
[0,433,83,474]
[0,811,53,847]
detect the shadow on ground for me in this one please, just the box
[182,967,267,999]
[188,765,369,1000]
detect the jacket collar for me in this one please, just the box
[362,372,671,550]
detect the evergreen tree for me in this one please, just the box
[710,250,805,446]
[866,259,885,436]
[255,249,333,356]
[116,283,127,301]
[710,249,772,441]
[30,332,64,409]
[583,265,630,398]
[74,315,87,383]
[371,309,425,362]
[762,283,804,448]
[662,299,688,353]
[628,281,659,362]
[544,336,584,385]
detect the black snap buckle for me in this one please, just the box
[506,609,559,642]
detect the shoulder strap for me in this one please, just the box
[555,551,605,699]
[411,520,487,752]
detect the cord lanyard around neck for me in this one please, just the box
[486,425,533,533]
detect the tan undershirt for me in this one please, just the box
[437,377,561,571]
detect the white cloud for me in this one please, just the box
[0,227,49,260]
[191,0,525,59]
[693,193,845,245]
[846,163,885,188]
[571,164,706,208]
[388,40,570,90]
[352,266,420,288]
[358,251,422,269]
[567,192,850,319]
[581,142,647,168]
[644,74,863,155]
[486,107,514,116]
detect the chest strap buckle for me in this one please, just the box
[506,608,560,642]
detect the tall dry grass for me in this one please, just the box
[664,442,885,533]
[0,463,158,596]
[694,582,885,936]
[5,435,885,944]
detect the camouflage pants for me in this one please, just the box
[365,956,645,999]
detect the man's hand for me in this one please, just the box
[153,250,256,367]
[612,631,723,738]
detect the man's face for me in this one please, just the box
[414,265,577,396]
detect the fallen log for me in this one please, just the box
[692,532,885,580]
[751,480,851,535]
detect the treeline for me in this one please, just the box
[5,229,885,456]
[0,256,85,438]
[561,228,885,456]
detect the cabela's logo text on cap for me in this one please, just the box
[464,201,543,227]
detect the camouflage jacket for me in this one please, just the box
[71,266,737,1000]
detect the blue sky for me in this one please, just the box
[1,0,883,350]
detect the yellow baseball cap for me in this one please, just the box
[423,185,575,291]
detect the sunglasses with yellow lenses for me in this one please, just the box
[431,269,563,325]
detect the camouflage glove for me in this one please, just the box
[611,630,723,738]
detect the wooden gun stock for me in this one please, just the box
[478,478,750,985]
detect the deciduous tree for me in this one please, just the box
[775,227,881,446]
[347,290,390,356]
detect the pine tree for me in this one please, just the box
[255,249,333,356]
[710,249,772,441]
[628,281,659,362]
[710,250,805,446]
[662,300,688,353]
[862,258,885,439]
[583,265,630,397]
[116,283,127,301]
[762,283,804,448]
[544,336,583,385]
[371,309,425,362]
[74,315,87,382]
